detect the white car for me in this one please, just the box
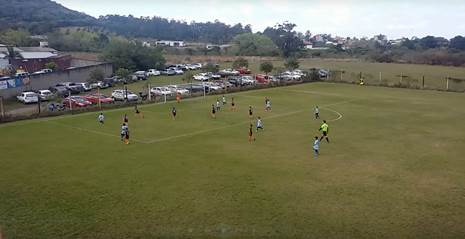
[150,87,173,96]
[147,69,161,76]
[111,89,139,101]
[37,90,54,101]
[17,92,39,104]
[193,73,210,81]
[90,81,110,89]
[167,85,189,95]
[169,68,184,75]
[202,82,222,91]
[240,76,256,85]
[76,82,92,91]
[33,69,53,75]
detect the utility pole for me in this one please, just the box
[0,96,4,119]
[379,72,382,85]
[148,83,151,101]
[37,96,41,116]
[446,76,449,91]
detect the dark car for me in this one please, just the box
[228,76,243,87]
[49,85,69,97]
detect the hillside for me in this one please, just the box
[0,0,96,33]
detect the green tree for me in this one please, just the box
[101,38,165,71]
[115,68,130,79]
[260,61,274,75]
[232,57,249,68]
[204,63,219,73]
[89,68,104,82]
[263,22,304,57]
[284,58,299,70]
[44,62,57,71]
[0,29,37,46]
[231,33,280,56]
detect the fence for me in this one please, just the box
[325,69,465,92]
[0,63,113,99]
[0,78,312,123]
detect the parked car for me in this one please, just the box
[150,87,173,96]
[169,67,184,75]
[202,82,222,92]
[15,72,30,78]
[147,69,161,76]
[32,69,53,75]
[63,96,92,108]
[206,72,221,80]
[90,81,110,89]
[255,74,277,84]
[61,82,84,94]
[193,73,210,81]
[160,69,177,76]
[237,67,251,75]
[167,85,190,95]
[17,92,39,104]
[319,69,329,78]
[240,76,256,85]
[84,94,114,104]
[132,71,148,81]
[49,85,69,97]
[37,90,54,101]
[111,89,139,101]
[76,82,92,92]
[219,69,240,77]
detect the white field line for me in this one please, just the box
[0,87,283,129]
[47,121,149,144]
[44,99,354,145]
[322,107,343,122]
[146,99,355,144]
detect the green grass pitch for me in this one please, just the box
[1,82,465,238]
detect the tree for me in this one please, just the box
[232,57,249,68]
[115,68,130,79]
[263,22,304,57]
[450,36,465,50]
[0,29,38,46]
[204,63,219,73]
[44,62,57,71]
[89,68,104,82]
[101,38,165,71]
[260,62,274,75]
[284,58,299,70]
[231,33,280,56]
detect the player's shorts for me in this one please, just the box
[257,126,263,129]
[249,112,253,116]
[173,112,177,117]
[232,103,235,106]
[249,132,253,136]
[322,131,328,136]
[136,110,140,114]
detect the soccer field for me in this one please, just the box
[1,83,465,238]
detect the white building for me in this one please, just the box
[155,40,185,47]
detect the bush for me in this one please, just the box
[44,62,57,71]
[232,57,249,68]
[284,58,299,70]
[260,62,274,74]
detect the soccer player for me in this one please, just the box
[256,116,264,132]
[222,95,226,105]
[135,104,144,118]
[265,97,271,112]
[216,99,221,111]
[319,120,330,143]
[121,123,128,142]
[314,106,320,119]
[231,97,236,111]
[248,105,253,119]
[98,112,105,125]
[171,106,177,120]
[248,123,255,142]
[313,136,320,159]
[124,127,130,145]
[123,114,129,124]
[211,104,216,118]
[176,92,181,103]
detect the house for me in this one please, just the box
[0,45,71,73]
[155,40,185,47]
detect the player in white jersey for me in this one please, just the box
[98,113,105,125]
[256,116,264,132]
[314,106,320,119]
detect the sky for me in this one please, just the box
[54,0,465,39]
